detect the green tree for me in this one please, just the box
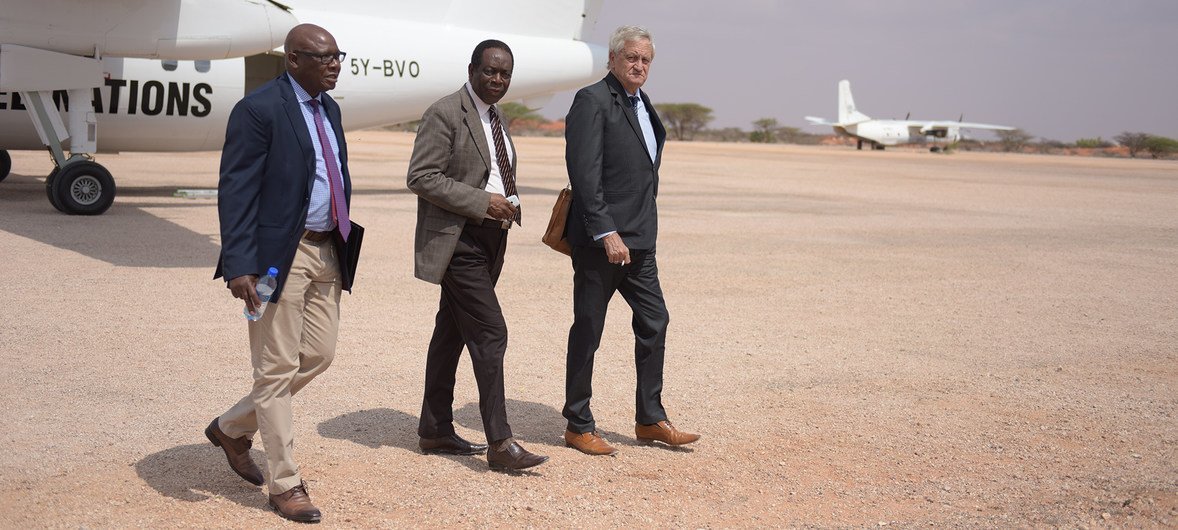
[776,126,822,145]
[1075,137,1111,148]
[1114,131,1151,158]
[997,129,1034,152]
[656,103,713,141]
[750,118,778,143]
[497,102,543,127]
[1143,135,1178,159]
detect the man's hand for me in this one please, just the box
[228,274,261,313]
[602,232,630,266]
[486,193,518,221]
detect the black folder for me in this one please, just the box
[336,220,364,292]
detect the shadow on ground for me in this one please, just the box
[135,443,268,512]
[0,173,219,267]
[316,407,419,451]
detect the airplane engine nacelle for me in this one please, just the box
[0,0,298,60]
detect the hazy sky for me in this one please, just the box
[541,0,1178,142]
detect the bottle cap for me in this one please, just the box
[267,267,279,276]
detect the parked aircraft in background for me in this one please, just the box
[805,80,1014,151]
[0,0,606,214]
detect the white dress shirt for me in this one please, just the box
[464,83,514,202]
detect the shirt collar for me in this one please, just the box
[288,73,320,105]
[464,82,495,118]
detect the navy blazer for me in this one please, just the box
[564,72,666,250]
[214,74,352,302]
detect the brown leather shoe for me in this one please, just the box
[487,438,548,472]
[635,420,700,446]
[564,430,618,456]
[419,433,488,455]
[204,418,264,486]
[268,481,321,523]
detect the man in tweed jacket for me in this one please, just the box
[405,39,547,472]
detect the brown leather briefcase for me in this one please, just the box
[542,185,572,256]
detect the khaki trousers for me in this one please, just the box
[218,237,341,494]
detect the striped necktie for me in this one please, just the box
[487,106,521,226]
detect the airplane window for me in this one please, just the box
[195,60,211,73]
[161,60,178,72]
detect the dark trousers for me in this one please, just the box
[419,222,512,443]
[563,245,669,434]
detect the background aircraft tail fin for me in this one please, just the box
[838,79,871,124]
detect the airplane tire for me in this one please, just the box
[0,150,10,183]
[52,161,116,215]
[45,168,66,213]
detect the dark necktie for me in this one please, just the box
[308,99,350,241]
[487,106,521,226]
[629,95,640,110]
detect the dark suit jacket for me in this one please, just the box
[564,72,666,250]
[407,86,517,284]
[214,74,353,302]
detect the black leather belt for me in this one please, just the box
[302,229,333,243]
[480,218,511,230]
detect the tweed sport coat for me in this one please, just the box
[406,86,518,284]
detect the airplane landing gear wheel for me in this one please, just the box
[0,150,11,183]
[52,161,115,215]
[45,167,65,212]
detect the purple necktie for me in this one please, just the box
[308,99,350,241]
[488,106,521,225]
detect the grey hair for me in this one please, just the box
[608,25,654,56]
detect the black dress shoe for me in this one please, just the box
[487,439,548,472]
[419,433,488,455]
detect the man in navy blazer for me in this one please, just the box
[562,26,700,457]
[205,24,351,523]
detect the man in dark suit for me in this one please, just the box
[406,40,547,472]
[205,24,354,523]
[562,25,701,456]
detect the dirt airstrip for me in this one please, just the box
[0,132,1175,528]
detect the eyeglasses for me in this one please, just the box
[294,50,346,65]
[480,67,512,80]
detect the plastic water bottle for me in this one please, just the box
[244,267,279,321]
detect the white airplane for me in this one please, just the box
[0,0,607,214]
[805,80,1014,151]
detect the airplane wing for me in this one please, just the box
[914,120,1015,133]
[2,0,297,60]
[804,116,837,126]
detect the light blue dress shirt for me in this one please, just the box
[632,88,658,164]
[287,73,342,232]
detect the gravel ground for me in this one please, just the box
[0,132,1175,528]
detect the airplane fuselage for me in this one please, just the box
[0,9,604,152]
[836,120,958,147]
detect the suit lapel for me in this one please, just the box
[459,88,492,171]
[642,91,666,166]
[605,73,656,166]
[278,75,317,194]
[503,118,517,175]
